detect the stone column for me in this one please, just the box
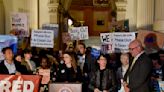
[154,0,164,21]
[136,0,154,30]
[116,1,127,21]
[125,0,137,31]
[153,0,164,33]
[39,0,59,27]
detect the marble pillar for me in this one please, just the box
[153,0,164,33]
[136,0,154,30]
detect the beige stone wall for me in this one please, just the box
[3,0,39,34]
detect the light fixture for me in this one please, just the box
[68,19,73,26]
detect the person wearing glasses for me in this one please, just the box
[123,39,152,92]
[89,54,117,92]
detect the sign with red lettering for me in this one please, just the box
[0,75,41,92]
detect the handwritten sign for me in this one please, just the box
[31,30,54,48]
[68,26,89,40]
[100,32,136,53]
[11,12,29,37]
[101,44,113,54]
[100,33,113,44]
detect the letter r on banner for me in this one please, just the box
[0,80,11,92]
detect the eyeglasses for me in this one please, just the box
[129,46,139,51]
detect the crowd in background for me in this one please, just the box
[0,40,164,92]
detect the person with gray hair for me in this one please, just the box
[123,39,152,92]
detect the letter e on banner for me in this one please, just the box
[12,80,23,92]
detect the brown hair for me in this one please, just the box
[63,51,77,72]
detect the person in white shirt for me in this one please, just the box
[0,47,27,74]
[116,53,130,92]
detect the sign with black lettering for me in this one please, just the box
[68,26,89,40]
[31,29,54,48]
[100,32,136,53]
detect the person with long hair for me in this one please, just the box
[56,51,82,82]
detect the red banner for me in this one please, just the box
[0,75,41,92]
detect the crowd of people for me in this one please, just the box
[0,39,164,92]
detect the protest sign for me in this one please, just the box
[42,24,59,49]
[0,35,18,60]
[31,29,54,48]
[100,32,136,53]
[11,12,29,37]
[101,44,113,54]
[113,32,136,52]
[100,33,113,44]
[38,69,50,84]
[68,26,89,40]
[0,75,41,92]
[42,24,58,38]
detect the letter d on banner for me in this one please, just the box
[23,81,34,92]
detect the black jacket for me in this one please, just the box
[56,64,82,82]
[89,68,117,92]
[124,53,152,92]
[0,60,28,74]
